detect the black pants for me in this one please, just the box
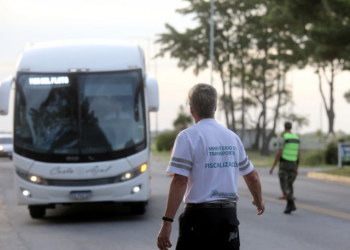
[176,207,240,250]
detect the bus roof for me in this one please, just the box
[16,40,145,74]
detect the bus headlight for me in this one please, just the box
[115,163,147,183]
[16,169,48,185]
[120,172,133,181]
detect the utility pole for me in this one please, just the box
[210,0,214,86]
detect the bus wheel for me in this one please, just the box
[29,205,46,219]
[130,202,146,215]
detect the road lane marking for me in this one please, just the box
[240,191,350,220]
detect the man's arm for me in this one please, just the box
[243,169,265,215]
[157,174,188,250]
[270,148,282,174]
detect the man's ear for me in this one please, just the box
[190,106,194,115]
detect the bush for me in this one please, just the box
[325,141,338,165]
[156,132,176,152]
[302,150,325,166]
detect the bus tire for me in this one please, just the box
[29,205,46,219]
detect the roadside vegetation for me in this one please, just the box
[152,103,349,176]
[321,167,350,177]
[151,145,339,169]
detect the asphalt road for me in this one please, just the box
[0,156,349,250]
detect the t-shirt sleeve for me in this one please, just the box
[237,137,254,176]
[166,132,193,177]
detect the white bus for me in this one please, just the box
[0,40,159,219]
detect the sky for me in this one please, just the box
[0,0,349,136]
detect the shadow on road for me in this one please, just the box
[32,203,148,224]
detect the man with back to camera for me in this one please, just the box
[270,122,300,214]
[157,83,265,250]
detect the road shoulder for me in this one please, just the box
[307,171,350,184]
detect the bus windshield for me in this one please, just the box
[14,70,146,162]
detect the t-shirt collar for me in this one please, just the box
[197,118,216,125]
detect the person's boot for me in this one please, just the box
[290,199,296,211]
[284,199,293,214]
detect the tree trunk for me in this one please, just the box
[260,47,268,155]
[262,68,284,156]
[318,63,335,136]
[220,71,230,129]
[240,60,246,141]
[328,62,335,135]
[252,111,263,150]
[228,66,236,131]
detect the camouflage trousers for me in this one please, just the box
[278,161,297,200]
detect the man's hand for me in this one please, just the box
[243,169,264,215]
[157,222,172,250]
[252,199,265,215]
[269,167,274,174]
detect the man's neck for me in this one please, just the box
[195,117,215,124]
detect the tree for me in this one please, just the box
[156,0,305,155]
[156,105,192,152]
[156,0,259,131]
[285,0,350,135]
[281,113,309,133]
[242,1,303,154]
[173,105,192,134]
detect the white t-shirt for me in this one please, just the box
[166,118,254,204]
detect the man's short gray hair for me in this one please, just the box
[188,83,217,118]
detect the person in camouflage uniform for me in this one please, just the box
[270,122,300,214]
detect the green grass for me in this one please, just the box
[150,143,171,162]
[246,150,274,168]
[321,167,350,177]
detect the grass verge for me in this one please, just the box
[151,144,340,171]
[321,167,350,177]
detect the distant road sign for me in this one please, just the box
[338,143,350,168]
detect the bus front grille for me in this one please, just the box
[46,177,117,186]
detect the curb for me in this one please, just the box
[307,172,350,184]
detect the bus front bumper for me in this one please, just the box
[15,172,151,205]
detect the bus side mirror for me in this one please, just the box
[145,74,159,112]
[0,76,14,115]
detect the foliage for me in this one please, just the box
[302,150,325,166]
[325,141,338,165]
[281,113,309,132]
[284,0,350,135]
[156,0,305,155]
[156,105,192,152]
[156,132,176,152]
[173,105,192,134]
[156,0,350,153]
